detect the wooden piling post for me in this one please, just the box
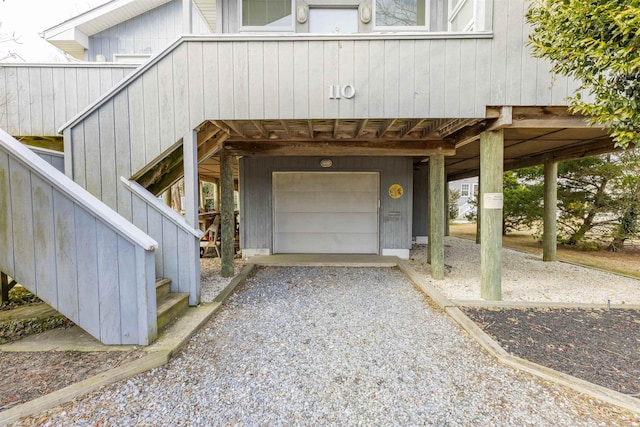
[429,154,445,280]
[220,149,235,278]
[480,130,504,300]
[543,159,558,261]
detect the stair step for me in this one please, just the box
[155,278,171,302]
[156,292,189,331]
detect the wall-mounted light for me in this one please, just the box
[360,3,372,24]
[296,6,308,24]
[320,158,333,168]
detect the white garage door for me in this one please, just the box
[273,172,379,254]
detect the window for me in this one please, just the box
[242,0,293,28]
[472,183,479,199]
[375,0,426,28]
[460,183,470,197]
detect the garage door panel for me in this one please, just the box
[274,232,379,254]
[273,172,379,254]
[275,191,378,213]
[273,173,378,192]
[275,212,378,233]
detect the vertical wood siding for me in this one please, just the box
[239,157,413,252]
[0,131,157,345]
[122,178,202,302]
[87,0,212,62]
[0,65,135,137]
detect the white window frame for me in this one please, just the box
[373,0,431,32]
[239,0,295,32]
[460,183,470,197]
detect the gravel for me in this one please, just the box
[15,264,634,426]
[407,237,640,305]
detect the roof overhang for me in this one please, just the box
[42,0,174,59]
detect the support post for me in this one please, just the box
[427,165,431,264]
[1,272,9,304]
[480,130,504,300]
[220,149,235,278]
[444,179,450,237]
[183,130,201,305]
[543,159,558,261]
[476,176,481,244]
[429,154,445,280]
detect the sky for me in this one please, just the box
[0,0,110,62]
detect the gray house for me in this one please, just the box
[0,0,617,345]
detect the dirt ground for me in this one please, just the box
[0,350,144,411]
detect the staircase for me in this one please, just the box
[155,278,189,331]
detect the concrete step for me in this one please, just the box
[155,278,171,302]
[156,292,189,331]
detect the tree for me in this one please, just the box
[502,170,543,235]
[527,1,640,148]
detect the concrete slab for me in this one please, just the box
[0,326,137,352]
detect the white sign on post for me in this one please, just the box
[483,193,503,209]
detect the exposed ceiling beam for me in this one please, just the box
[377,119,396,138]
[251,120,269,138]
[400,119,426,138]
[224,140,456,157]
[280,120,292,138]
[333,119,339,139]
[355,119,368,138]
[198,133,230,164]
[307,120,314,139]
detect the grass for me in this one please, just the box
[449,222,640,279]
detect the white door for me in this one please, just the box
[273,172,379,254]
[308,8,359,34]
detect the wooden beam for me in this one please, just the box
[220,149,235,278]
[355,119,368,138]
[486,106,512,131]
[504,138,618,171]
[136,145,184,192]
[377,119,396,138]
[213,120,245,137]
[333,119,339,139]
[307,120,314,139]
[224,140,456,157]
[400,119,426,138]
[251,120,269,138]
[198,133,229,164]
[280,120,292,138]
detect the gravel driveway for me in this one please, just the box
[17,266,625,426]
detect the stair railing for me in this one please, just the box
[0,128,158,345]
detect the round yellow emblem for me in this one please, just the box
[388,184,403,199]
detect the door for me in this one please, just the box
[308,8,359,34]
[273,172,379,254]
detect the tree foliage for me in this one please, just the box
[448,188,461,220]
[503,150,640,250]
[502,170,543,235]
[527,1,640,148]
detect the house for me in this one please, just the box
[0,0,618,345]
[449,177,478,220]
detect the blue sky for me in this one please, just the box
[0,0,109,62]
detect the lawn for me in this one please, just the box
[449,223,640,279]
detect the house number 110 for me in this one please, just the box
[329,84,356,99]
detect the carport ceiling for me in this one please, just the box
[195,106,617,181]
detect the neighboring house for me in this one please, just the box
[449,177,478,219]
[0,0,618,345]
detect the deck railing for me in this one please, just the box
[0,128,158,345]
